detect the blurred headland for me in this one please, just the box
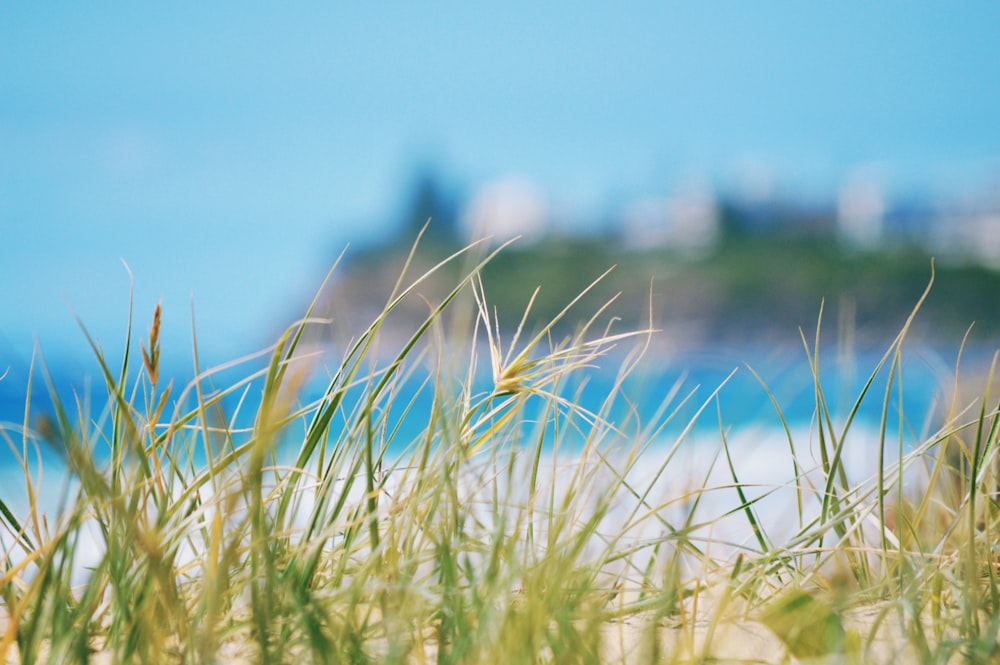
[309,165,1000,352]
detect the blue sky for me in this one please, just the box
[3,3,1000,365]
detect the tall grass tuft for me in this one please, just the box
[1,241,999,663]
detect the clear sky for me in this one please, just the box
[3,3,1000,365]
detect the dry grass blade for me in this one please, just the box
[1,251,997,664]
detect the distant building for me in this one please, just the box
[961,213,1000,268]
[619,182,720,254]
[837,170,885,249]
[461,176,548,244]
[930,202,1000,268]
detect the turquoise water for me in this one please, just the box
[0,337,979,534]
[0,340,961,467]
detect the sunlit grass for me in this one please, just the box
[1,239,999,663]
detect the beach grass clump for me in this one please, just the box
[1,238,999,664]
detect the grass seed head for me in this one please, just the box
[141,302,162,385]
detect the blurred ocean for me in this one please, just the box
[0,339,964,472]
[0,338,983,580]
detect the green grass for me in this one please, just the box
[1,237,1000,664]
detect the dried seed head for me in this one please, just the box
[34,413,58,443]
[142,303,162,385]
[149,302,161,345]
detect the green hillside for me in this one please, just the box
[313,232,1000,349]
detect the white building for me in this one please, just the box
[620,181,720,254]
[837,169,886,249]
[460,176,548,245]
